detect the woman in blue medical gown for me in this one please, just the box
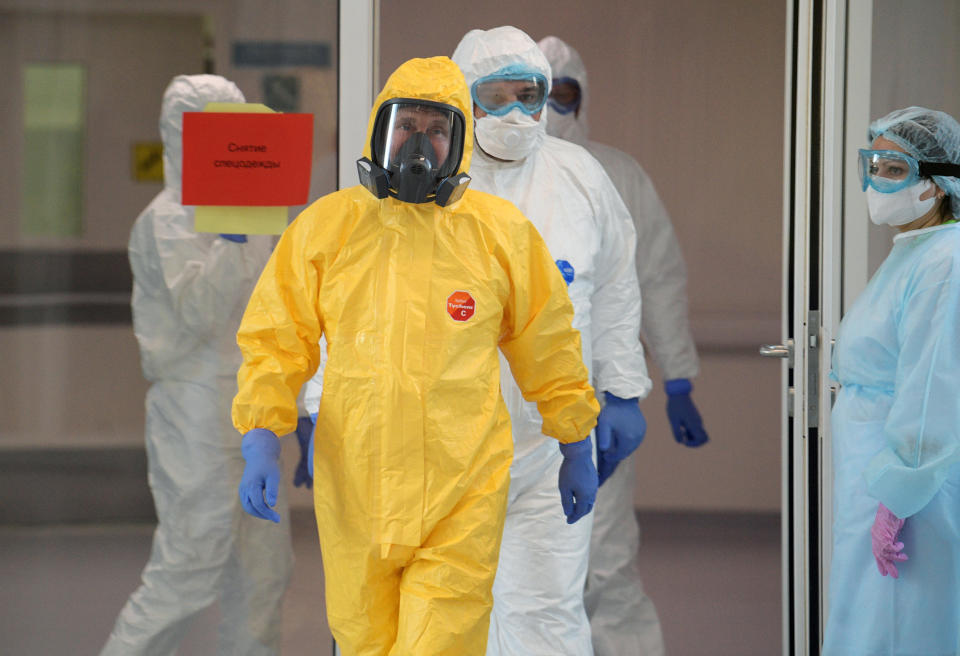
[823,106,960,655]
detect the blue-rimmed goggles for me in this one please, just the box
[471,68,548,117]
[548,77,582,115]
[858,148,960,193]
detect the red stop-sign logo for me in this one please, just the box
[447,290,476,322]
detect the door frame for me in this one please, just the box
[781,0,872,653]
[337,0,379,190]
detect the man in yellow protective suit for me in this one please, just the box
[231,56,602,656]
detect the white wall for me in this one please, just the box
[0,326,147,448]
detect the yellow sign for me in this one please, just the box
[133,142,164,182]
[194,205,288,235]
[192,102,289,235]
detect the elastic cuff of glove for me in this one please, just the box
[559,436,593,458]
[664,378,693,396]
[242,428,281,458]
[603,391,640,406]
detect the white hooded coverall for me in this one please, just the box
[101,75,292,656]
[452,26,652,656]
[539,35,702,656]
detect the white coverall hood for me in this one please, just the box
[452,26,550,160]
[160,74,245,198]
[538,36,590,147]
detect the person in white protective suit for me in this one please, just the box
[451,26,651,656]
[100,74,293,656]
[538,35,711,656]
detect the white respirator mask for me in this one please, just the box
[866,180,936,226]
[474,109,543,161]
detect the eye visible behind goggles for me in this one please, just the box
[471,67,548,117]
[858,148,960,193]
[357,98,471,206]
[548,77,582,115]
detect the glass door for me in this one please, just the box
[773,0,893,652]
[771,1,872,653]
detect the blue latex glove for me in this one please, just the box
[239,429,282,522]
[293,417,314,489]
[665,379,709,447]
[595,392,647,486]
[220,233,248,243]
[558,436,598,524]
[308,413,317,478]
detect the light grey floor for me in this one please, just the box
[0,511,780,656]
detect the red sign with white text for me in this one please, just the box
[447,291,476,322]
[181,112,313,206]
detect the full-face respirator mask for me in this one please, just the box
[357,98,471,207]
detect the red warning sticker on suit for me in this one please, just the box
[181,112,313,206]
[447,291,476,321]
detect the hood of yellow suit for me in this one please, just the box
[361,56,473,177]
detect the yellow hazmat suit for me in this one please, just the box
[232,56,599,655]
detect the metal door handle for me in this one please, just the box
[760,344,790,357]
[760,339,794,366]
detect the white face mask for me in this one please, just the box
[866,181,936,226]
[546,109,589,147]
[474,109,543,161]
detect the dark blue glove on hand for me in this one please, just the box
[595,392,646,486]
[597,450,619,489]
[239,429,282,522]
[293,417,314,489]
[665,379,709,447]
[308,413,317,478]
[558,436,598,524]
[219,233,248,243]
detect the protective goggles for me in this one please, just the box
[858,148,960,193]
[371,98,465,181]
[548,77,582,115]
[471,70,548,117]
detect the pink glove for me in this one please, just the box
[870,502,908,578]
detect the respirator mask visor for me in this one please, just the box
[366,98,466,203]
